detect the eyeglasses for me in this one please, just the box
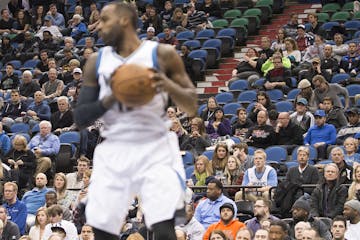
[254,205,265,208]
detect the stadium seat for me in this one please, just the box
[56,143,74,173]
[331,73,350,84]
[59,131,81,156]
[252,78,265,88]
[182,151,195,166]
[265,146,287,162]
[248,146,256,155]
[330,11,350,22]
[212,19,229,33]
[321,3,341,15]
[216,28,236,55]
[10,133,31,142]
[287,89,300,101]
[266,89,284,102]
[202,150,214,160]
[255,0,273,24]
[31,124,40,136]
[188,50,208,81]
[21,59,40,71]
[231,136,241,144]
[223,9,242,23]
[157,32,166,39]
[195,29,215,45]
[242,8,261,35]
[354,11,360,21]
[185,165,195,179]
[215,92,234,105]
[183,40,201,50]
[229,18,249,45]
[197,103,207,116]
[321,21,339,39]
[275,101,294,112]
[223,102,242,116]
[201,39,222,68]
[7,60,22,69]
[344,20,360,38]
[76,37,87,47]
[346,84,360,97]
[229,79,249,92]
[10,123,30,134]
[317,12,330,24]
[96,38,104,47]
[237,90,257,104]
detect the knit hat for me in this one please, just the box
[220,203,235,215]
[344,199,360,214]
[298,79,311,89]
[292,198,311,212]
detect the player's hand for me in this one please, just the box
[151,72,171,92]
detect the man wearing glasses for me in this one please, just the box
[264,55,292,94]
[245,199,279,234]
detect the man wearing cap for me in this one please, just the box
[202,203,245,240]
[312,75,350,110]
[304,109,336,159]
[340,42,360,77]
[300,57,331,83]
[290,97,315,135]
[295,79,317,113]
[343,199,360,239]
[337,108,360,144]
[62,67,83,97]
[194,178,237,229]
[295,24,314,53]
[141,27,159,42]
[322,96,348,130]
[287,198,332,240]
[35,14,63,41]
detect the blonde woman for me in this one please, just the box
[343,137,360,166]
[29,207,48,240]
[347,164,360,200]
[222,155,243,197]
[53,173,75,209]
[188,155,213,187]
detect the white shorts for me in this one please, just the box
[85,131,186,235]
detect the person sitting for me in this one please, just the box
[202,203,245,240]
[295,79,317,113]
[322,97,348,130]
[336,108,360,145]
[264,55,292,94]
[232,143,254,172]
[332,33,348,63]
[231,107,254,141]
[66,156,91,194]
[343,137,360,165]
[304,110,337,160]
[235,149,278,202]
[41,68,64,105]
[339,42,360,77]
[45,191,72,222]
[245,199,279,234]
[328,147,353,185]
[159,26,178,46]
[300,57,331,83]
[1,89,27,129]
[200,97,219,124]
[22,173,49,227]
[37,31,59,58]
[141,26,159,41]
[4,135,36,189]
[275,112,304,150]
[0,206,20,240]
[229,48,260,86]
[3,182,27,235]
[175,203,205,240]
[19,71,41,102]
[321,44,339,79]
[206,108,231,141]
[248,91,276,123]
[310,163,348,218]
[25,91,51,127]
[50,96,74,135]
[1,63,20,93]
[343,199,360,239]
[246,110,276,149]
[302,35,325,64]
[35,15,63,41]
[210,143,229,179]
[28,120,60,175]
[188,155,213,190]
[28,207,48,240]
[194,178,237,229]
[69,14,87,42]
[221,156,243,198]
[181,117,211,156]
[52,173,76,210]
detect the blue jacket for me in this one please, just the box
[304,123,337,145]
[27,101,51,121]
[22,187,48,214]
[3,199,27,234]
[0,132,11,156]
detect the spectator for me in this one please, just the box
[1,63,19,92]
[290,98,315,135]
[296,79,317,112]
[61,58,81,85]
[80,224,94,240]
[271,28,287,52]
[248,91,275,123]
[210,143,229,178]
[141,26,159,41]
[310,163,348,218]
[0,34,16,63]
[254,229,269,240]
[170,118,188,149]
[235,149,277,202]
[268,220,289,240]
[332,33,348,63]
[275,112,304,147]
[0,206,20,240]
[4,135,36,189]
[302,35,325,63]
[35,15,63,41]
[45,191,72,222]
[321,44,339,78]
[232,143,254,172]
[0,122,11,158]
[19,71,41,101]
[160,1,173,25]
[300,57,331,83]
[26,91,51,127]
[51,96,74,135]
[231,108,253,141]
[208,230,227,240]
[52,173,75,210]
[41,68,64,104]
[31,5,45,31]
[3,182,27,235]
[188,155,213,192]
[37,31,59,57]
[55,37,80,62]
[283,37,301,67]
[285,146,320,195]
[159,26,178,46]
[2,89,27,129]
[69,14,88,42]
[246,110,276,149]
[199,0,221,22]
[246,199,279,234]
[78,37,98,56]
[295,24,314,54]
[12,9,31,43]
[282,13,299,38]
[168,7,187,30]
[200,97,219,123]
[235,228,253,240]
[47,4,65,29]
[322,97,348,130]
[287,198,332,240]
[331,215,347,240]
[179,44,194,83]
[66,156,91,193]
[264,55,292,94]
[329,147,353,185]
[339,42,360,77]
[194,178,237,229]
[28,207,48,240]
[175,203,205,240]
[313,75,350,110]
[42,205,78,240]
[230,48,260,86]
[221,156,243,198]
[258,37,274,62]
[203,203,245,240]
[294,220,311,240]
[79,47,94,68]
[28,120,60,175]
[21,173,49,227]
[15,31,39,62]
[142,6,163,35]
[206,108,231,141]
[304,109,337,160]
[347,164,360,200]
[343,199,360,239]
[337,108,360,145]
[0,9,15,35]
[307,13,326,38]
[261,50,291,77]
[343,137,360,165]
[185,3,207,31]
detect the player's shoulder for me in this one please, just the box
[157,43,178,58]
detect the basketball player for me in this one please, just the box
[73,2,197,240]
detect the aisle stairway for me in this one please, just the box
[196,2,323,101]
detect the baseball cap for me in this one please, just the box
[72,68,82,74]
[296,98,308,106]
[51,226,66,235]
[298,79,311,89]
[314,109,326,117]
[147,27,155,32]
[219,203,235,215]
[292,198,310,212]
[312,57,321,63]
[344,199,360,214]
[44,15,52,21]
[354,132,360,139]
[346,108,359,115]
[297,24,305,30]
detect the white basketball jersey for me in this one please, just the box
[96,41,169,141]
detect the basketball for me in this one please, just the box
[111,63,156,107]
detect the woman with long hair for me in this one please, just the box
[206,107,231,140]
[283,37,301,66]
[5,135,36,189]
[12,9,31,42]
[248,91,276,123]
[169,7,187,30]
[31,5,45,31]
[28,207,48,240]
[53,172,75,209]
[189,155,213,187]
[271,28,287,52]
[181,117,211,156]
[210,143,229,178]
[347,164,360,200]
[222,156,243,197]
[209,230,228,240]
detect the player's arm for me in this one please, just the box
[155,44,197,116]
[73,53,116,129]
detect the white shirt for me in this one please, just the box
[345,220,360,240]
[42,220,78,240]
